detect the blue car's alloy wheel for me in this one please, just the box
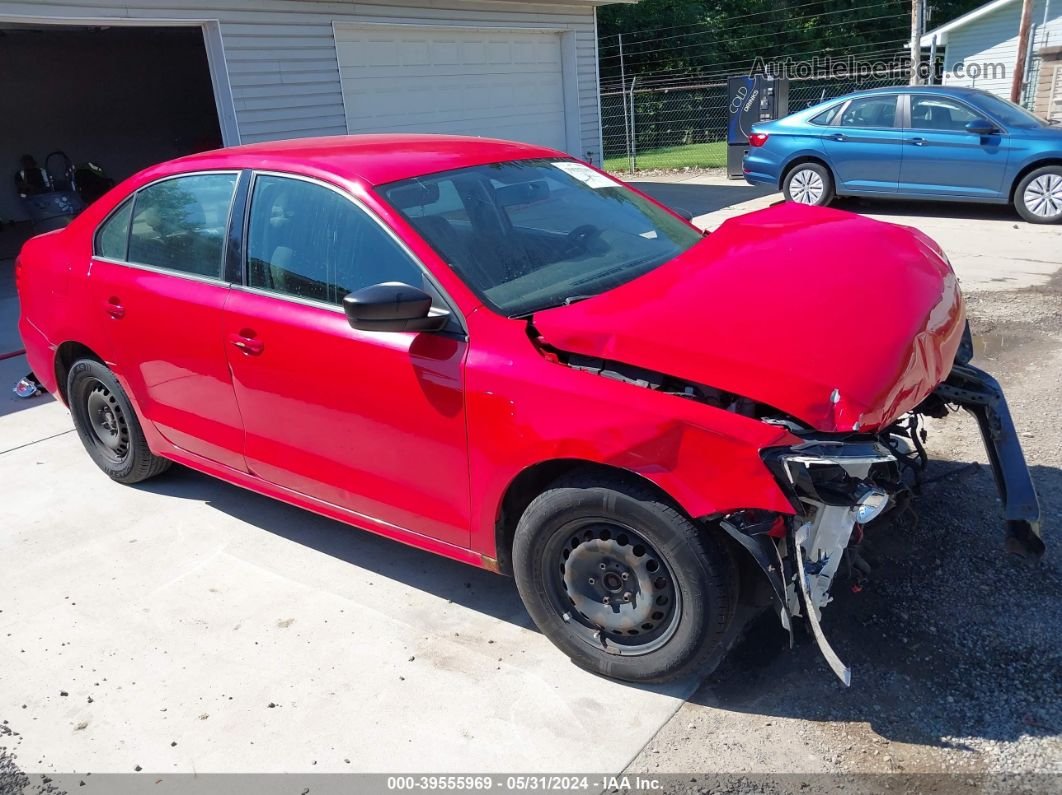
[1018,168,1062,223]
[783,162,834,207]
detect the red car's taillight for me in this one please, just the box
[748,133,769,147]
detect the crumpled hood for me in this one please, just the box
[534,203,965,433]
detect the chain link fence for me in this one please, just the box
[601,72,908,174]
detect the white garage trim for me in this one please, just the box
[333,20,580,153]
[0,12,241,146]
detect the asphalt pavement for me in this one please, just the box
[630,176,776,218]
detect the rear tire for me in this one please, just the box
[783,162,835,206]
[67,358,171,484]
[512,471,737,683]
[1014,166,1062,224]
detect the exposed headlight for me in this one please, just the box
[852,487,889,524]
[763,441,898,511]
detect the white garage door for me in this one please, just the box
[335,24,568,151]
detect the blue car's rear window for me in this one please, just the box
[810,104,843,125]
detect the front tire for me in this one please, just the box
[67,358,171,484]
[1014,166,1062,224]
[783,162,835,206]
[512,472,737,683]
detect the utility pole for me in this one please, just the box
[910,0,923,85]
[1011,0,1035,103]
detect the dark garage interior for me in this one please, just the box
[0,24,223,236]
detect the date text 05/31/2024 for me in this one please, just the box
[386,776,663,791]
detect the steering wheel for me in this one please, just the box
[564,224,602,256]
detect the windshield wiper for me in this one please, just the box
[513,294,598,318]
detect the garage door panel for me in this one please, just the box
[343,76,563,116]
[432,41,462,65]
[336,23,568,150]
[341,67,561,83]
[461,43,488,64]
[403,40,432,65]
[366,40,400,67]
[343,89,564,128]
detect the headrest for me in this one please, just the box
[496,180,549,208]
[389,181,440,209]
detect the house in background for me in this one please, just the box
[921,0,1062,120]
[0,0,631,222]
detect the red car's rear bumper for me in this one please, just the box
[18,315,59,399]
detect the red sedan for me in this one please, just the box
[16,135,1041,684]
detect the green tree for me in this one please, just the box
[598,0,986,85]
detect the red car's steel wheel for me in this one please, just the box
[83,379,131,465]
[67,359,171,484]
[549,520,682,656]
[513,471,737,683]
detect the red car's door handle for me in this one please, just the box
[228,331,264,356]
[104,297,125,319]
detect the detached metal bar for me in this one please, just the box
[934,363,1044,557]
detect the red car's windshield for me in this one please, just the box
[379,159,702,316]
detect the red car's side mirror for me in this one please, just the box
[342,281,449,333]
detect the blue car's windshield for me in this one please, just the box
[380,159,703,317]
[975,92,1048,129]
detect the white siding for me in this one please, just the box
[0,0,604,161]
[942,0,1062,104]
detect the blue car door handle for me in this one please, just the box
[909,137,928,146]
[829,133,847,142]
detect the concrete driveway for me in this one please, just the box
[633,173,1062,293]
[0,356,694,779]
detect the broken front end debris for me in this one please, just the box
[723,360,1043,686]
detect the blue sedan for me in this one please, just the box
[743,86,1062,223]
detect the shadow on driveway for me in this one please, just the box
[133,465,530,628]
[834,195,1023,223]
[632,180,776,216]
[0,356,54,420]
[131,449,1060,756]
[635,180,1029,226]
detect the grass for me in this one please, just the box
[602,140,728,173]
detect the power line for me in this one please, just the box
[600,28,909,73]
[597,0,901,45]
[598,39,910,89]
[599,12,909,62]
[602,46,911,89]
[599,30,910,81]
[598,1,901,53]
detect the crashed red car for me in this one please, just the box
[16,135,1042,684]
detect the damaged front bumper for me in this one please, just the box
[932,362,1043,557]
[726,362,1043,686]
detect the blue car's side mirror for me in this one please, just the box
[965,119,998,135]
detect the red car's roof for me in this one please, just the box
[164,134,567,186]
